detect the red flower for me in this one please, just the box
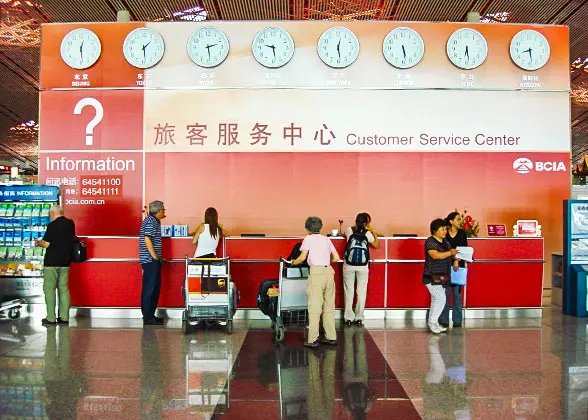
[465,215,473,223]
[463,222,472,231]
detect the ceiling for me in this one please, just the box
[1,0,587,171]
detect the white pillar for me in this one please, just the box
[466,11,480,22]
[117,10,131,22]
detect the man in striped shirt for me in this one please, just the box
[140,200,165,325]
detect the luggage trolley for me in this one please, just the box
[273,258,309,342]
[183,257,234,335]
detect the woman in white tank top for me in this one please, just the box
[192,207,225,258]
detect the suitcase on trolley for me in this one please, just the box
[183,257,238,335]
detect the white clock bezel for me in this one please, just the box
[509,29,550,71]
[317,27,360,69]
[60,28,102,70]
[383,27,425,69]
[251,27,295,69]
[187,26,230,68]
[123,27,165,69]
[446,28,488,70]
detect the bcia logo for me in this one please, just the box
[513,158,567,174]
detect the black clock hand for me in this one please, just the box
[464,45,469,60]
[265,44,276,57]
[206,44,212,59]
[402,44,406,59]
[523,47,532,61]
[79,41,84,59]
[337,39,341,58]
[141,42,151,61]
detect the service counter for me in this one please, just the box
[67,236,544,317]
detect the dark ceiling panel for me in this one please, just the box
[394,0,477,22]
[482,0,573,24]
[563,2,588,66]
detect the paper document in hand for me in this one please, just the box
[456,246,474,262]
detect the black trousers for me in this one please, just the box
[141,260,162,320]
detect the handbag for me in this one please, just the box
[431,274,451,285]
[71,236,87,263]
[451,267,468,286]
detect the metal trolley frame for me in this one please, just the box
[273,258,309,342]
[182,257,233,335]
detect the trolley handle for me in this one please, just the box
[281,256,297,266]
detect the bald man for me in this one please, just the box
[35,205,76,326]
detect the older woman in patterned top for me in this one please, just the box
[422,219,458,334]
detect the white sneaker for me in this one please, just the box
[428,322,442,334]
[437,323,447,332]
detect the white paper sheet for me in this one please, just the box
[456,246,474,262]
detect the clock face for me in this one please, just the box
[317,27,360,68]
[60,28,102,70]
[383,27,424,69]
[187,26,230,68]
[123,27,165,69]
[510,30,550,71]
[251,27,295,68]
[446,28,488,70]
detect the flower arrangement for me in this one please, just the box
[455,208,480,238]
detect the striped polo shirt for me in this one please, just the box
[139,215,162,264]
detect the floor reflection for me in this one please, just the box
[0,310,586,419]
[223,327,420,419]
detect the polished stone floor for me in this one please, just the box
[0,308,586,419]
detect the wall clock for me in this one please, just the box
[60,28,102,69]
[187,26,230,68]
[123,27,165,69]
[446,28,488,70]
[317,27,360,69]
[251,27,295,68]
[383,27,424,69]
[510,29,550,71]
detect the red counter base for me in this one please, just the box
[72,236,543,309]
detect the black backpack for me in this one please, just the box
[287,242,309,267]
[344,231,370,266]
[257,279,279,317]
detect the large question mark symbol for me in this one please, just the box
[73,98,104,146]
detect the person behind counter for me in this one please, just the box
[289,216,340,349]
[439,211,467,328]
[423,218,458,334]
[192,207,226,258]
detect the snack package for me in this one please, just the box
[13,229,22,244]
[13,204,24,217]
[23,204,33,217]
[31,204,41,217]
[41,203,51,217]
[7,247,20,260]
[23,248,33,259]
[5,229,13,244]
[5,204,15,217]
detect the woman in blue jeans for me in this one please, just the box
[439,212,467,328]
